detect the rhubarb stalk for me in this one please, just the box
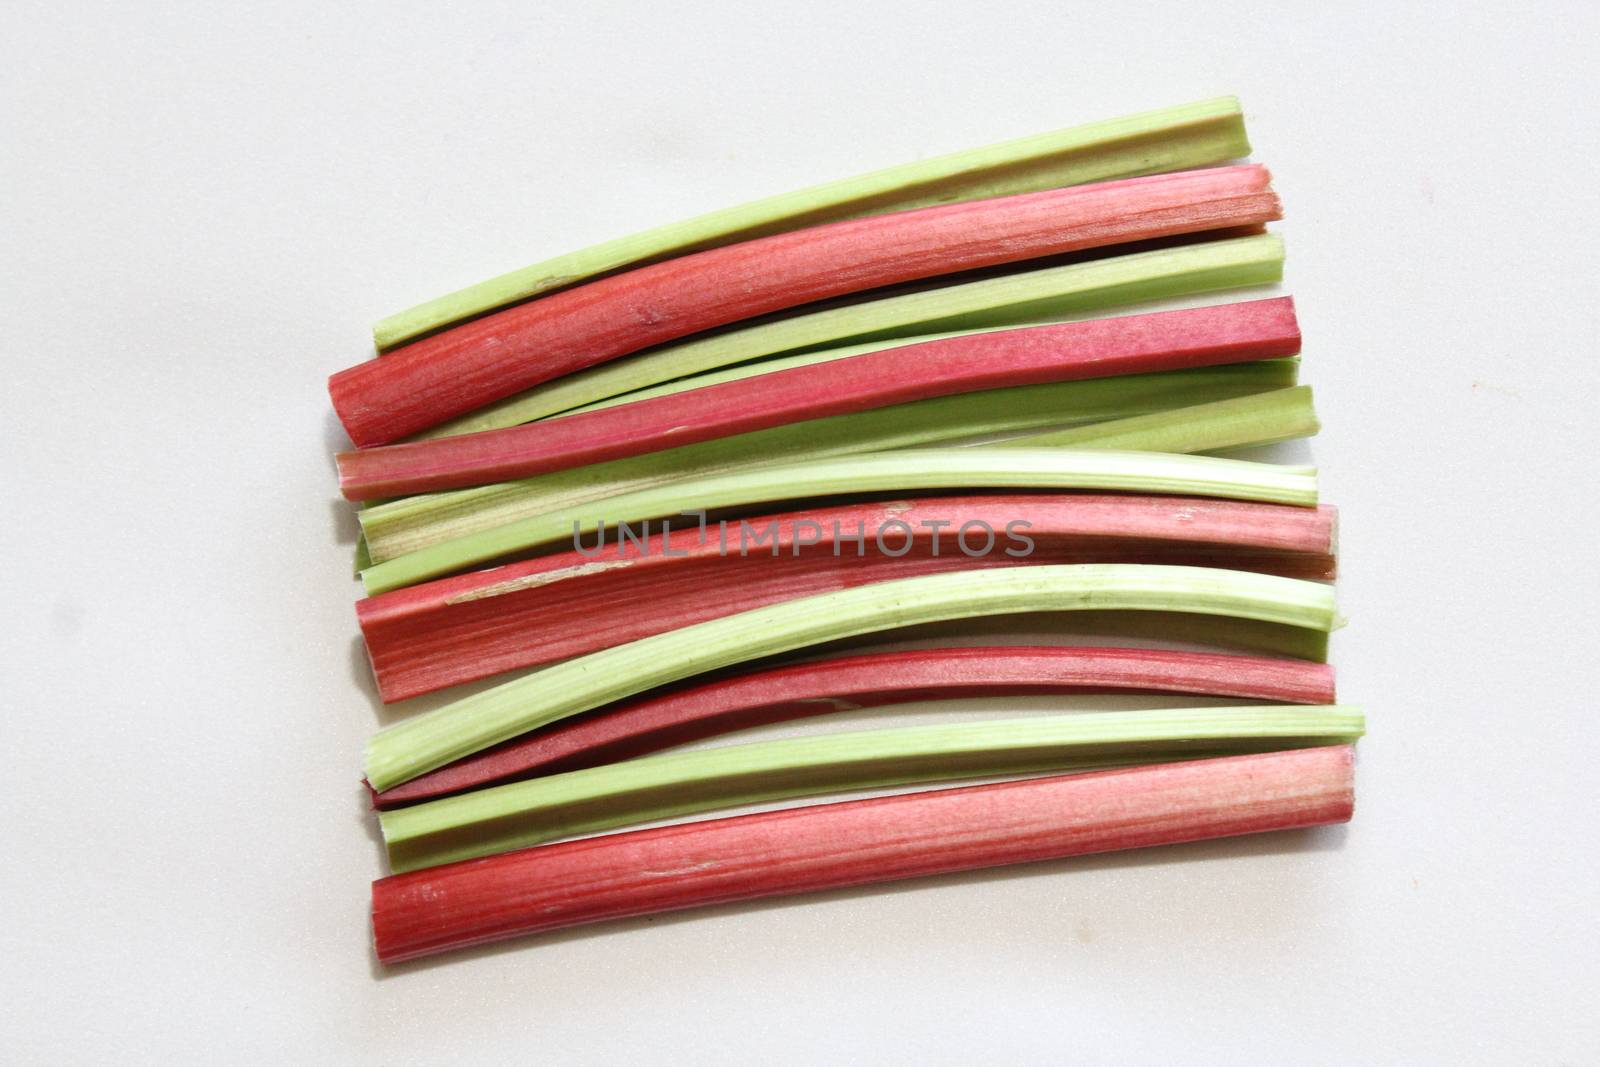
[358,360,1302,564]
[360,450,1318,594]
[337,298,1300,499]
[374,97,1250,351]
[1003,385,1318,453]
[381,705,1361,872]
[373,647,1337,806]
[332,166,1281,445]
[372,746,1353,962]
[420,232,1283,438]
[363,564,1341,792]
[379,743,1356,965]
[360,494,1338,701]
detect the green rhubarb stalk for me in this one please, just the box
[359,360,1300,564]
[361,450,1317,594]
[1003,385,1318,453]
[417,232,1283,437]
[380,704,1364,872]
[907,610,1334,663]
[376,98,1251,351]
[363,564,1340,791]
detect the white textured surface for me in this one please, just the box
[2,2,1597,1062]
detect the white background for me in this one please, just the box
[3,1,1597,1062]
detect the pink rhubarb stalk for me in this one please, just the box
[359,494,1338,702]
[372,647,1337,808]
[372,745,1355,963]
[330,166,1281,446]
[336,298,1300,499]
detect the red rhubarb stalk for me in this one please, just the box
[336,298,1300,499]
[330,166,1280,446]
[372,745,1354,963]
[359,494,1338,702]
[373,647,1337,808]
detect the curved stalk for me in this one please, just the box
[375,98,1249,350]
[363,563,1341,791]
[333,167,1279,444]
[419,232,1282,437]
[372,647,1338,806]
[380,704,1363,872]
[337,299,1299,500]
[372,747,1354,962]
[359,360,1301,565]
[360,494,1337,702]
[360,450,1317,593]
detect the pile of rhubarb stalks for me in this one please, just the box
[329,97,1362,965]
